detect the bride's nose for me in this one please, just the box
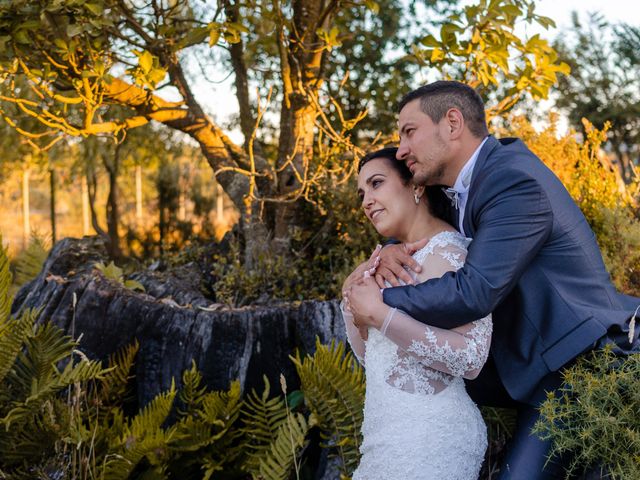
[362,191,374,210]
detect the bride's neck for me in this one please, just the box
[396,208,444,244]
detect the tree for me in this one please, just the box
[553,13,640,183]
[0,0,568,264]
[0,100,61,247]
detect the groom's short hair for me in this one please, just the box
[398,81,489,138]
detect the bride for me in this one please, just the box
[341,147,491,479]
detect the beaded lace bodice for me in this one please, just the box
[342,231,490,479]
[342,231,493,396]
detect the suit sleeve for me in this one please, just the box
[383,167,553,329]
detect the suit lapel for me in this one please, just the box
[463,135,501,236]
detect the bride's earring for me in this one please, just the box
[413,187,423,204]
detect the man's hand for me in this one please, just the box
[374,238,429,287]
[345,276,388,330]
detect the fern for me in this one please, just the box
[0,309,36,387]
[167,379,244,479]
[0,235,12,323]
[0,397,69,466]
[102,383,177,479]
[12,232,49,288]
[8,322,79,398]
[177,360,207,416]
[291,339,365,475]
[0,237,38,397]
[257,412,312,480]
[98,340,139,408]
[3,352,106,428]
[240,376,289,474]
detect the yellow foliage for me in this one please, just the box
[500,115,634,225]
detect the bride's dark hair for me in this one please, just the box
[357,147,451,222]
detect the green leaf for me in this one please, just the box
[501,5,522,19]
[95,261,124,282]
[225,22,249,34]
[84,3,103,16]
[13,30,30,44]
[124,280,146,292]
[420,34,439,48]
[179,26,208,49]
[66,23,83,37]
[53,38,67,51]
[431,48,445,62]
[535,15,556,30]
[287,390,304,410]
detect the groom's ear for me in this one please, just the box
[444,108,464,140]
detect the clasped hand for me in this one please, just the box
[342,238,429,334]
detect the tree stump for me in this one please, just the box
[11,236,346,408]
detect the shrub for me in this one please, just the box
[533,347,640,479]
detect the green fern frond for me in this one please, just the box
[128,382,176,441]
[0,397,69,465]
[0,308,36,386]
[257,411,312,480]
[167,379,245,478]
[13,233,49,288]
[99,340,139,406]
[291,339,364,475]
[169,416,219,453]
[177,360,207,416]
[169,378,242,453]
[102,384,177,479]
[240,376,289,472]
[3,353,105,428]
[0,235,12,323]
[8,322,77,398]
[102,429,173,479]
[199,380,242,428]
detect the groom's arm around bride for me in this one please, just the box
[350,80,640,479]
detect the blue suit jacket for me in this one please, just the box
[383,136,640,403]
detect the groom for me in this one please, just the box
[347,81,640,479]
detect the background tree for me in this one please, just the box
[0,0,568,266]
[553,12,640,183]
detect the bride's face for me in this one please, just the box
[357,157,416,238]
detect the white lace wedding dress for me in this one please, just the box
[342,231,492,480]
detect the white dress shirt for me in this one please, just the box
[446,137,488,235]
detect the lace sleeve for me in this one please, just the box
[382,234,492,379]
[383,309,491,379]
[340,300,366,365]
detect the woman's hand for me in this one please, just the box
[341,244,382,295]
[345,276,389,330]
[373,238,429,287]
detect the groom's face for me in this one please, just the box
[397,99,451,186]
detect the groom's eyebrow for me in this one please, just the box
[399,123,412,138]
